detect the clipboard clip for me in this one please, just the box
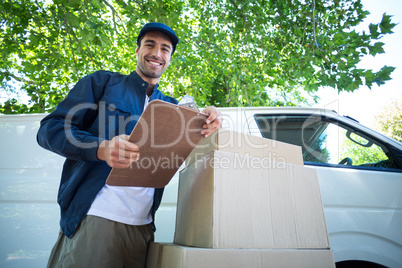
[178,95,199,111]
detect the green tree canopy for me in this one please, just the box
[0,0,397,113]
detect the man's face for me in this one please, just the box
[135,31,173,83]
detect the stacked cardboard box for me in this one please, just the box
[147,243,335,268]
[146,129,335,268]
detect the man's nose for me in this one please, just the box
[151,46,162,58]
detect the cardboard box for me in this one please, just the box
[146,243,335,268]
[174,150,329,249]
[185,129,303,167]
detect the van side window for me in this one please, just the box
[254,114,400,170]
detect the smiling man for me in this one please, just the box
[136,31,173,81]
[37,22,222,268]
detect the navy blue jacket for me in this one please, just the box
[37,70,178,238]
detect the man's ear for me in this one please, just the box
[135,46,139,56]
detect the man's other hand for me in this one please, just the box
[201,106,223,137]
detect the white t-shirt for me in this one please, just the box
[87,95,154,225]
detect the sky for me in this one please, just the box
[314,0,402,128]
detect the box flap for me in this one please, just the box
[185,129,303,167]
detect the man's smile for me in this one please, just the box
[146,58,163,67]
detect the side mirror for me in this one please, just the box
[346,130,373,148]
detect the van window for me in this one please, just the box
[254,114,400,170]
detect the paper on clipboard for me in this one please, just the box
[106,99,208,188]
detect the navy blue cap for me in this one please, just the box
[137,22,179,54]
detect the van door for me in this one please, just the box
[244,110,402,267]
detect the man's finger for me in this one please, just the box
[122,141,140,152]
[114,136,139,152]
[117,148,139,160]
[206,112,218,124]
[120,134,130,140]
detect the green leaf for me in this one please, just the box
[81,29,94,43]
[369,23,380,39]
[369,42,385,56]
[68,13,81,28]
[373,66,396,86]
[364,69,375,89]
[379,13,396,34]
[68,0,82,9]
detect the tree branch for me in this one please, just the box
[102,0,127,34]
[312,0,320,49]
[61,5,102,69]
[115,0,127,8]
[63,13,81,73]
[134,0,146,13]
[194,36,226,54]
[229,0,238,10]
[0,71,38,85]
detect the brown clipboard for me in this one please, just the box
[106,99,208,188]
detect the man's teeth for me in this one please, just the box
[149,61,160,66]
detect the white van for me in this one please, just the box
[0,107,401,267]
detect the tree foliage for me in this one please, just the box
[340,135,388,165]
[374,98,402,142]
[0,0,397,113]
